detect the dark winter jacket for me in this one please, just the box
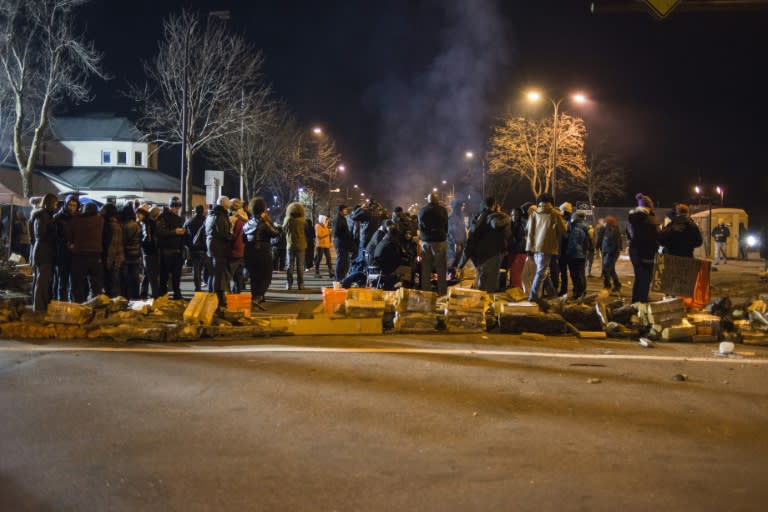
[244,214,278,261]
[122,219,142,262]
[466,208,511,266]
[102,216,125,267]
[351,202,388,249]
[184,213,207,253]
[626,207,660,262]
[332,212,354,250]
[712,224,730,243]
[53,208,75,262]
[418,202,449,243]
[565,213,591,261]
[507,218,526,254]
[600,223,622,256]
[141,217,158,255]
[659,215,703,257]
[155,209,185,253]
[30,207,57,266]
[70,209,104,256]
[373,233,404,275]
[206,205,233,260]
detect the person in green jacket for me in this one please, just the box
[283,202,307,290]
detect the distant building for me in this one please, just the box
[0,113,204,207]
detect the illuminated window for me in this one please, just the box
[102,151,111,164]
[117,151,127,165]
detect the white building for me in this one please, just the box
[0,113,204,207]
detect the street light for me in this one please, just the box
[465,151,485,199]
[312,126,322,135]
[526,89,587,203]
[694,185,713,258]
[716,185,725,206]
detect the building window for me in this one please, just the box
[117,151,127,165]
[134,151,143,166]
[102,151,111,164]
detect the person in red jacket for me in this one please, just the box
[228,198,248,293]
[69,202,105,303]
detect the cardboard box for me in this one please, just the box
[395,288,437,313]
[498,301,540,315]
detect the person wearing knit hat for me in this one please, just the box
[627,193,660,303]
[712,217,731,265]
[559,202,573,215]
[156,195,186,299]
[53,194,80,301]
[659,202,702,258]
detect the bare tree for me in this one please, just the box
[563,140,626,206]
[0,0,105,198]
[133,10,269,211]
[487,113,588,198]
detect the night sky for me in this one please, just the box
[78,0,768,221]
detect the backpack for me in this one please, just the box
[191,222,207,250]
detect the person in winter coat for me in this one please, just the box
[69,202,105,303]
[283,202,307,290]
[139,205,161,299]
[53,194,79,301]
[418,192,449,295]
[711,218,731,265]
[101,203,125,298]
[332,205,354,281]
[373,224,406,290]
[599,216,622,292]
[351,199,388,262]
[304,217,316,273]
[243,197,278,306]
[120,204,143,300]
[314,214,333,278]
[461,197,511,293]
[526,193,567,302]
[447,199,467,275]
[565,211,591,299]
[366,219,395,266]
[206,196,233,307]
[658,203,703,258]
[271,225,286,271]
[11,209,31,262]
[156,197,186,299]
[555,202,573,296]
[183,204,211,292]
[506,207,527,289]
[626,193,661,303]
[228,199,248,294]
[30,193,58,312]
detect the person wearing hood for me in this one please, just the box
[156,196,186,299]
[120,204,142,300]
[183,204,211,292]
[244,197,278,306]
[53,194,79,301]
[30,193,58,312]
[659,203,703,258]
[314,214,333,278]
[70,202,105,303]
[564,211,592,299]
[599,216,622,292]
[626,193,660,303]
[462,197,510,293]
[525,193,567,302]
[366,219,395,266]
[332,204,354,281]
[555,201,573,296]
[447,199,467,276]
[101,202,125,298]
[283,201,307,290]
[206,196,234,307]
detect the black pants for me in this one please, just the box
[54,253,72,301]
[247,250,273,299]
[141,252,160,298]
[334,242,351,282]
[189,251,212,291]
[158,250,183,298]
[71,253,103,303]
[121,259,142,300]
[33,263,53,312]
[567,258,586,298]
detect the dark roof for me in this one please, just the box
[49,114,144,142]
[40,167,202,194]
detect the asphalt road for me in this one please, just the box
[2,335,768,511]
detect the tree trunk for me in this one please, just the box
[184,145,194,213]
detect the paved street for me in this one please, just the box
[1,258,768,510]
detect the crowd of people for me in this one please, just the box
[16,187,757,315]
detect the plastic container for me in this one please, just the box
[322,287,347,314]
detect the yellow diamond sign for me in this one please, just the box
[645,0,681,18]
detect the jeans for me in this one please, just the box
[529,252,556,301]
[567,258,587,298]
[420,240,447,295]
[54,252,73,301]
[189,251,212,291]
[314,247,333,275]
[286,248,305,287]
[630,255,654,303]
[229,257,245,293]
[476,253,502,293]
[714,241,727,264]
[602,252,620,290]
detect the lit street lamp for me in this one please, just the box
[526,90,587,203]
[716,185,725,206]
[465,151,485,199]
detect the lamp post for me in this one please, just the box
[526,90,586,204]
[715,185,725,206]
[695,185,713,258]
[465,151,484,199]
